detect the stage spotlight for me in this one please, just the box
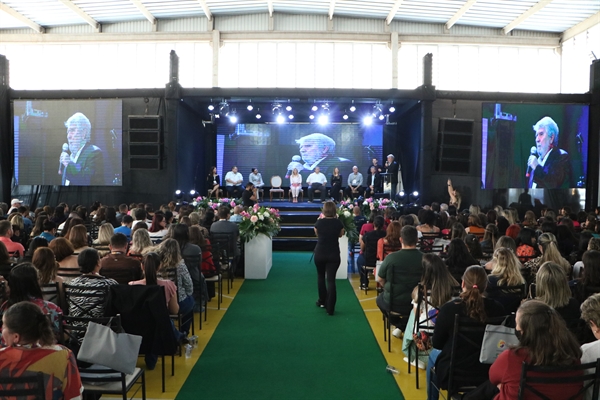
[189,189,197,197]
[389,105,396,113]
[255,112,262,119]
[219,101,230,116]
[372,103,383,118]
[247,103,253,111]
[378,114,385,121]
[228,110,238,123]
[318,115,329,125]
[311,105,318,112]
[272,103,282,114]
[286,105,292,112]
[276,114,285,124]
[398,190,405,197]
[288,114,294,120]
[343,113,349,120]
[363,116,373,125]
[410,190,420,204]
[175,190,183,199]
[207,104,215,111]
[309,115,315,120]
[349,100,356,113]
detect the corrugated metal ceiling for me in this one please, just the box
[0,0,598,33]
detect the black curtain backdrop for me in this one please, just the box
[0,56,11,204]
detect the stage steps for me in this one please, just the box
[262,201,321,251]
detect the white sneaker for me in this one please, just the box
[392,328,403,338]
[403,356,426,370]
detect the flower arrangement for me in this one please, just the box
[319,204,358,243]
[238,204,282,243]
[361,197,398,218]
[194,196,241,211]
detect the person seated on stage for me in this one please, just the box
[330,167,343,202]
[229,206,244,223]
[306,167,327,203]
[207,166,221,199]
[345,166,364,199]
[224,166,243,198]
[248,168,264,201]
[365,165,382,198]
[368,158,383,177]
[242,182,257,208]
[289,168,303,203]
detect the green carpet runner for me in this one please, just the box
[177,251,404,400]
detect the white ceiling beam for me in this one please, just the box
[58,0,100,31]
[561,11,600,43]
[197,0,213,21]
[503,0,554,35]
[0,3,44,33]
[328,0,335,20]
[446,0,478,30]
[267,0,273,17]
[130,0,156,25]
[386,0,404,25]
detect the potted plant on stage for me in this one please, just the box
[240,204,281,279]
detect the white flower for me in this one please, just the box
[259,215,264,221]
[343,211,351,218]
[263,211,270,218]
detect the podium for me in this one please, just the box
[380,172,392,195]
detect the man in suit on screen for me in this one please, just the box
[527,116,573,189]
[59,112,104,186]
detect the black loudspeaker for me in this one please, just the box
[591,59,600,92]
[128,115,163,170]
[435,118,474,174]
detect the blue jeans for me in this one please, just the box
[178,295,195,335]
[427,348,442,400]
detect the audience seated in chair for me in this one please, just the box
[99,233,143,284]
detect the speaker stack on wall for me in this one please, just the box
[128,115,163,170]
[435,118,474,174]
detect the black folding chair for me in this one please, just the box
[159,268,195,338]
[430,314,506,399]
[41,281,65,311]
[210,232,237,292]
[79,365,146,400]
[64,283,110,319]
[0,372,45,399]
[518,358,600,400]
[409,284,461,389]
[485,283,526,314]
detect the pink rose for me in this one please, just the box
[250,215,258,223]
[318,213,325,219]
[230,201,235,207]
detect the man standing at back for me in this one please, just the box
[376,225,423,336]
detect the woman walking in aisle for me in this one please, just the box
[314,201,344,315]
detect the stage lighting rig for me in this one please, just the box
[228,109,238,124]
[219,101,230,117]
[247,100,253,111]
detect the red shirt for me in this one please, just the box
[0,236,25,257]
[489,348,582,400]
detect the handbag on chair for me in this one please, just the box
[78,321,142,374]
[479,316,518,364]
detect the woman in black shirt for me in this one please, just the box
[207,166,221,199]
[330,167,343,202]
[314,201,345,315]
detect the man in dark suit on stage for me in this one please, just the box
[365,165,382,197]
[527,116,573,189]
[385,154,399,196]
[59,112,104,186]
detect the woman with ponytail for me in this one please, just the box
[129,252,183,370]
[129,252,179,315]
[426,266,506,400]
[0,301,83,399]
[525,232,571,276]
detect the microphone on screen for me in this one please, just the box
[58,143,69,175]
[525,146,537,178]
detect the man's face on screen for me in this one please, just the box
[535,127,553,157]
[67,123,86,153]
[299,140,325,165]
